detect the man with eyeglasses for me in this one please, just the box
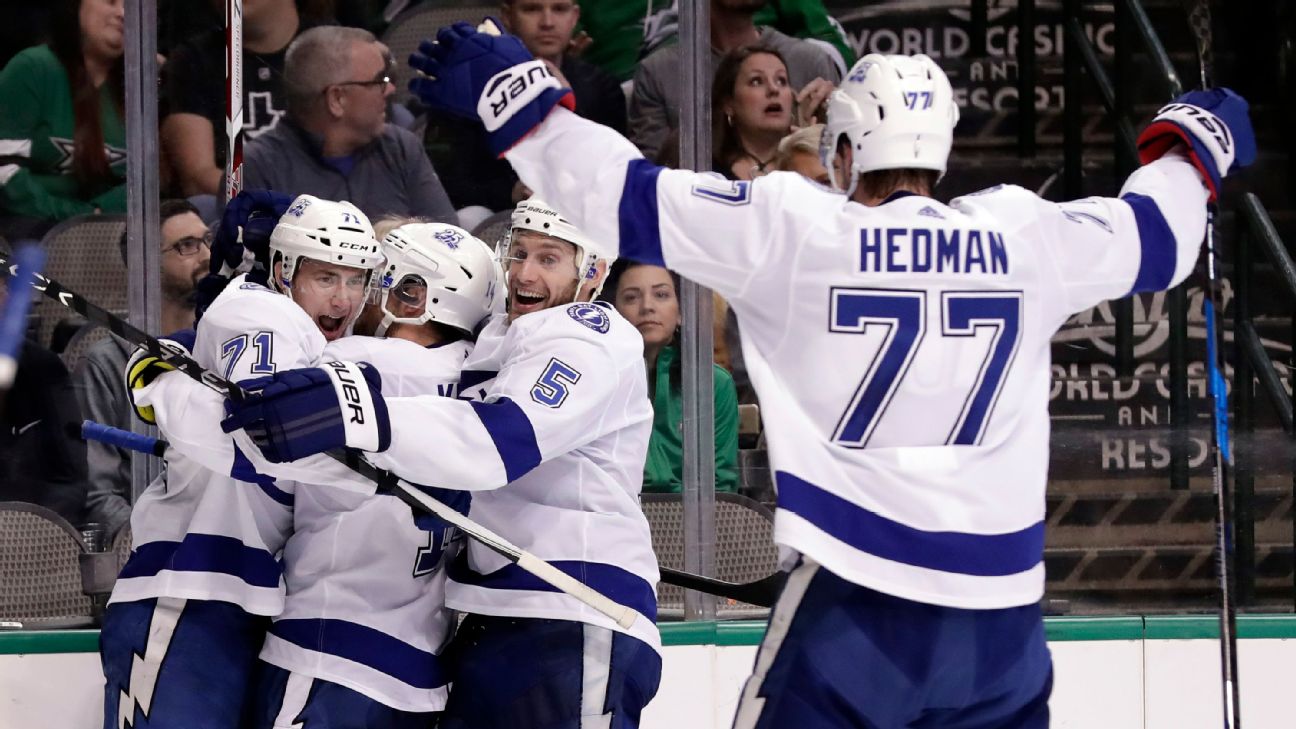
[240,25,458,225]
[73,198,211,538]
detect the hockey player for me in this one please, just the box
[220,199,663,728]
[390,26,1252,728]
[246,222,498,728]
[102,193,383,729]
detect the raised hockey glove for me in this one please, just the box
[1136,88,1256,201]
[124,330,197,425]
[408,19,575,156]
[197,190,295,322]
[220,361,391,463]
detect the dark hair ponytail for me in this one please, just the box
[48,0,125,194]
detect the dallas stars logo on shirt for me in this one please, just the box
[49,137,127,172]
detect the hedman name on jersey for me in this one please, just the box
[859,227,1009,275]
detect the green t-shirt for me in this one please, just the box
[643,343,741,494]
[0,45,127,222]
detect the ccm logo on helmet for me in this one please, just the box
[337,241,373,251]
[325,360,367,424]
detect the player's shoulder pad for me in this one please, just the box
[949,183,1043,223]
[198,276,319,341]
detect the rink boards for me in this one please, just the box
[2,615,1294,728]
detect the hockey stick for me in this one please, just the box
[82,421,789,607]
[1182,2,1242,726]
[0,243,46,390]
[2,253,638,630]
[224,0,244,204]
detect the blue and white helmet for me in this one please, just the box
[372,222,497,336]
[820,54,960,195]
[269,194,382,289]
[507,198,613,301]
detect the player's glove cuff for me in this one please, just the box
[220,361,391,463]
[477,60,576,156]
[1136,88,1255,202]
[124,334,195,425]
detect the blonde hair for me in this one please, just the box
[774,124,824,172]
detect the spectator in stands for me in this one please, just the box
[162,0,311,197]
[0,0,126,242]
[774,123,830,185]
[609,261,739,493]
[577,0,852,83]
[242,26,457,223]
[0,273,89,525]
[712,44,797,180]
[628,0,839,160]
[424,0,626,216]
[73,199,209,537]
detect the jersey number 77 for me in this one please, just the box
[830,288,1023,447]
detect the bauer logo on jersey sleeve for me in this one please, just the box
[567,303,610,334]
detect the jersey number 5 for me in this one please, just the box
[830,288,1022,447]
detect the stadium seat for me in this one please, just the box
[33,215,128,348]
[641,492,778,620]
[381,3,496,106]
[112,522,132,574]
[0,502,95,628]
[738,403,761,449]
[471,209,514,250]
[57,322,116,370]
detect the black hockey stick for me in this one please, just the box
[1182,2,1243,726]
[2,252,638,629]
[660,567,785,608]
[82,420,790,607]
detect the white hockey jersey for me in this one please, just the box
[355,304,661,651]
[113,275,324,615]
[506,108,1209,609]
[257,335,472,713]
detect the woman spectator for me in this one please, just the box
[610,261,740,493]
[712,44,795,181]
[0,0,127,240]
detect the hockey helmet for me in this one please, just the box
[504,198,614,301]
[371,222,498,336]
[820,54,959,194]
[269,194,383,289]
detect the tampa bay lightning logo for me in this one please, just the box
[287,198,312,217]
[567,303,610,334]
[434,229,463,249]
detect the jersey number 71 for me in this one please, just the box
[830,288,1022,447]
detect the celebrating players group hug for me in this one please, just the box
[99,17,1255,729]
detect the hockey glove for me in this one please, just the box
[220,361,391,463]
[408,19,575,156]
[1136,88,1256,201]
[197,190,295,321]
[124,330,197,425]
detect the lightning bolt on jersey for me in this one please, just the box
[507,109,1208,609]
[354,304,661,651]
[257,336,472,713]
[114,275,325,615]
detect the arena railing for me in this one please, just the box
[1231,192,1296,610]
[1057,0,1193,490]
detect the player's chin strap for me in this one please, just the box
[1,250,638,631]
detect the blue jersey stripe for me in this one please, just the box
[230,446,294,506]
[457,369,498,393]
[448,555,658,623]
[269,618,450,690]
[617,159,667,267]
[468,397,542,482]
[776,471,1044,577]
[1121,192,1178,294]
[119,534,281,587]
